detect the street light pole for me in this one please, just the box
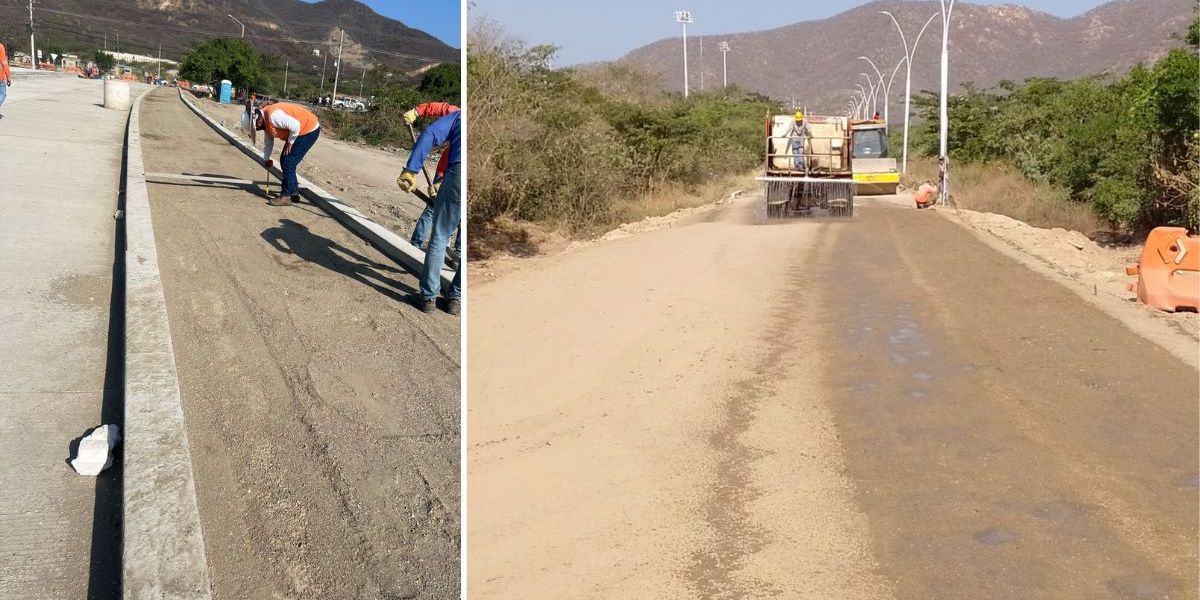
[718,41,729,87]
[860,73,877,117]
[227,14,245,38]
[885,55,906,127]
[674,10,693,97]
[881,10,939,174]
[283,60,289,97]
[937,0,956,205]
[858,57,884,120]
[860,55,907,127]
[29,0,36,71]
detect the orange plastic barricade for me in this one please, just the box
[1125,226,1200,312]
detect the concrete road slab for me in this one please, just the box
[0,73,149,599]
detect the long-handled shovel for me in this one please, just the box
[406,122,436,193]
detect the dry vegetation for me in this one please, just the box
[903,157,1105,235]
[466,21,775,258]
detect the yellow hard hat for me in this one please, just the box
[794,111,804,121]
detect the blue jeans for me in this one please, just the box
[0,81,7,107]
[281,127,320,196]
[411,204,461,255]
[420,162,461,300]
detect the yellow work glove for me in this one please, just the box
[402,109,419,125]
[427,181,440,197]
[396,170,418,193]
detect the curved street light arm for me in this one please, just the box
[913,12,940,59]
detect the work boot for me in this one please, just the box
[410,295,436,313]
[268,195,292,207]
[439,297,461,316]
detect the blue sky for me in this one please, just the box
[472,0,1117,65]
[303,0,461,47]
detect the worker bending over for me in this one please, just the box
[397,110,461,315]
[240,102,321,207]
[403,101,459,249]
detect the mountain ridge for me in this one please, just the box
[612,0,1192,112]
[0,0,458,73]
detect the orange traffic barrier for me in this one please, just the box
[1125,226,1200,312]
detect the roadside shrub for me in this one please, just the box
[467,22,775,233]
[911,15,1199,231]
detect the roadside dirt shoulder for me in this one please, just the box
[937,205,1198,368]
[469,191,742,285]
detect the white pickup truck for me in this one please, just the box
[332,97,367,111]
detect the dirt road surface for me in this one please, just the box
[467,194,1198,599]
[139,88,459,598]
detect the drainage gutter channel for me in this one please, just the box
[177,89,454,289]
[122,90,214,598]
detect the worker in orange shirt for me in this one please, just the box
[0,40,12,117]
[240,102,321,207]
[403,102,459,249]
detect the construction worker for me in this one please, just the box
[0,40,11,118]
[789,111,809,171]
[240,101,320,207]
[403,101,459,249]
[397,110,461,315]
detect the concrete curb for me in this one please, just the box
[177,89,455,290]
[122,90,214,598]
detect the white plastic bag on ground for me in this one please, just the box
[71,424,122,476]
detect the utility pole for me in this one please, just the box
[331,28,344,103]
[283,60,289,97]
[674,10,692,97]
[103,33,106,51]
[28,0,36,71]
[319,51,328,95]
[718,41,729,88]
[358,67,366,97]
[157,44,161,79]
[698,37,704,92]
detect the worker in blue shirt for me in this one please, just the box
[397,110,461,315]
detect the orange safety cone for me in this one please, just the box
[1125,226,1200,312]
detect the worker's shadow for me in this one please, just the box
[260,219,416,301]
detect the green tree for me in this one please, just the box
[418,62,460,101]
[93,50,115,73]
[178,38,267,91]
